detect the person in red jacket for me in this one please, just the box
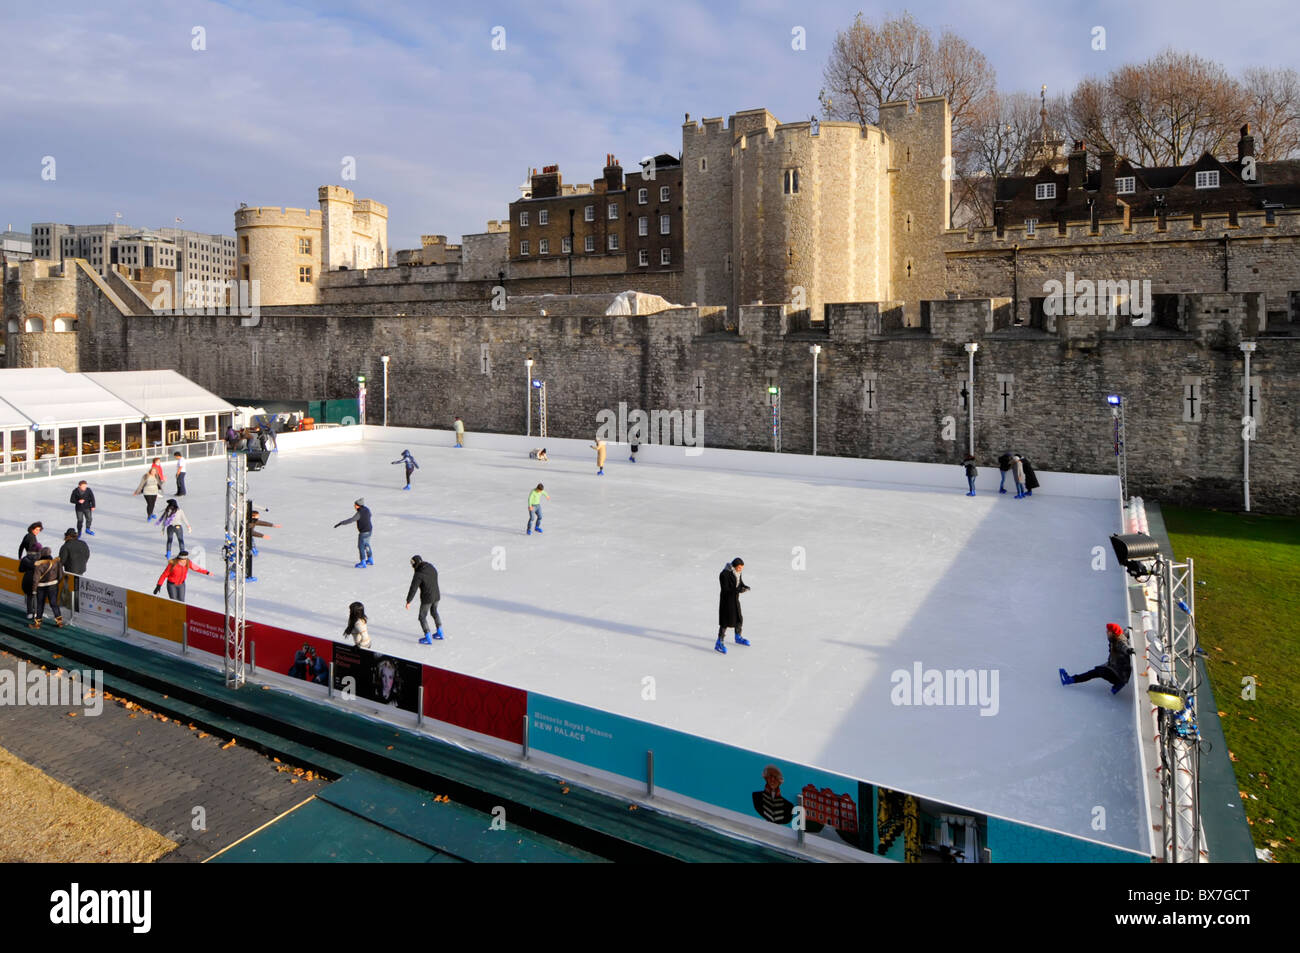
[154,550,211,602]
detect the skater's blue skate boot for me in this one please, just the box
[251,547,259,556]
[999,488,1007,494]
[247,576,257,582]
[526,529,532,535]
[84,529,95,536]
[403,485,410,490]
[419,633,433,645]
[365,557,373,566]
[597,468,604,475]
[355,561,366,568]
[714,639,727,654]
[1110,682,1123,695]
[535,527,543,534]
[1059,668,1073,685]
[966,491,976,496]
[734,634,750,646]
[433,628,444,640]
[166,550,172,559]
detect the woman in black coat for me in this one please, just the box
[716,557,751,654]
[19,551,38,620]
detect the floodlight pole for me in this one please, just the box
[357,375,367,426]
[381,355,390,428]
[1110,396,1127,505]
[1240,342,1255,512]
[809,345,821,456]
[964,343,979,456]
[525,358,534,437]
[223,450,248,689]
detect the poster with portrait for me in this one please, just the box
[332,644,421,713]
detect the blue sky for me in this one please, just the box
[1,0,1296,249]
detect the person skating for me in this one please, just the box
[1012,455,1028,499]
[154,550,211,603]
[173,452,187,496]
[997,452,1014,494]
[526,484,549,535]
[58,528,90,609]
[334,498,374,567]
[343,601,371,649]
[629,442,639,463]
[158,498,193,557]
[453,416,466,448]
[1021,456,1040,497]
[590,435,607,475]
[716,557,751,654]
[30,547,65,628]
[406,555,443,643]
[392,449,419,490]
[242,508,279,581]
[19,521,43,559]
[1060,623,1135,695]
[962,455,978,496]
[70,481,96,535]
[528,447,549,461]
[133,461,165,520]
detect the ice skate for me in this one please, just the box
[419,632,433,645]
[734,634,750,646]
[434,628,444,640]
[365,557,373,566]
[1110,682,1123,695]
[84,529,95,535]
[1059,668,1073,685]
[714,639,727,654]
[355,561,366,568]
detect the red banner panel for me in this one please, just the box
[421,665,526,744]
[185,605,335,681]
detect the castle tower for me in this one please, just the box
[318,185,356,271]
[234,203,323,306]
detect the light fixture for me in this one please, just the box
[531,379,543,389]
[1110,532,1160,578]
[1107,394,1122,406]
[1147,683,1187,712]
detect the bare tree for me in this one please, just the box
[959,92,1046,225]
[1242,67,1300,159]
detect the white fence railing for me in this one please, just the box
[0,439,226,483]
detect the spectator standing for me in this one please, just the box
[173,452,187,496]
[30,547,65,628]
[19,521,42,559]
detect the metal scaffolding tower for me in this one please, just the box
[1154,556,1204,863]
[223,450,248,688]
[770,386,781,452]
[537,382,548,440]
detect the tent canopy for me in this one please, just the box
[0,368,233,429]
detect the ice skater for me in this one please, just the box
[158,498,193,557]
[716,557,751,654]
[1060,623,1135,695]
[405,554,443,643]
[134,461,165,520]
[997,452,1013,494]
[1011,455,1028,499]
[243,508,279,581]
[392,449,419,489]
[590,435,607,475]
[19,521,43,559]
[454,416,466,448]
[962,454,978,496]
[70,481,96,535]
[629,442,639,463]
[527,483,549,535]
[529,447,549,461]
[154,550,211,603]
[30,547,65,629]
[1021,455,1040,497]
[334,498,374,567]
[343,601,371,649]
[173,452,187,496]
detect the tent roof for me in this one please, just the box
[0,368,233,429]
[82,370,234,418]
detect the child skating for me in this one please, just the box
[392,449,419,489]
[158,498,193,557]
[527,484,549,535]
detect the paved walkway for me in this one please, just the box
[0,647,328,862]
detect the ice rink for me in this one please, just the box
[1,434,1144,849]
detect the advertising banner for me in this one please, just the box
[75,576,128,634]
[333,644,421,712]
[421,665,526,744]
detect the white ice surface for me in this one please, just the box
[0,439,1144,849]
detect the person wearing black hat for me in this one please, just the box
[405,555,443,643]
[716,557,751,655]
[18,521,42,560]
[996,452,1014,494]
[1060,623,1135,694]
[334,498,373,568]
[962,455,978,496]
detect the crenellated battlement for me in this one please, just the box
[234,206,322,228]
[948,208,1300,249]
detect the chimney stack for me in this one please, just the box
[1238,123,1255,164]
[1068,140,1087,198]
[1099,151,1116,204]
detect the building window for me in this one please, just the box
[784,169,800,194]
[660,248,671,265]
[519,211,529,226]
[700,157,707,172]
[660,215,671,235]
[298,237,312,255]
[1025,219,1037,236]
[240,236,249,254]
[1182,376,1203,422]
[539,238,549,254]
[298,266,312,282]
[538,209,548,226]
[562,236,571,253]
[995,374,1014,416]
[520,240,530,255]
[608,234,619,251]
[638,188,648,204]
[1035,183,1056,200]
[638,249,649,266]
[863,372,878,412]
[584,205,594,222]
[638,217,648,237]
[585,235,595,252]
[608,202,619,220]
[660,186,670,202]
[1116,176,1135,195]
[1195,170,1220,189]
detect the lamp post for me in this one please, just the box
[381,355,390,428]
[357,375,367,426]
[810,344,822,456]
[963,343,978,456]
[525,358,534,436]
[1107,394,1126,512]
[1241,341,1256,512]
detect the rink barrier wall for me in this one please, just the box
[275,424,1121,500]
